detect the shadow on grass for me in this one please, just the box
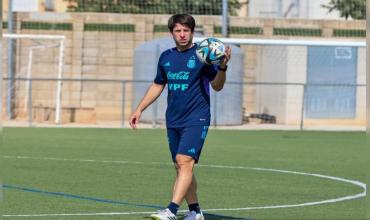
[144,212,252,220]
[202,213,252,220]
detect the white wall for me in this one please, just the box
[303,0,341,20]
[248,0,342,20]
[256,46,289,123]
[256,46,307,125]
[248,0,282,18]
[285,46,307,124]
[13,0,39,12]
[356,48,366,120]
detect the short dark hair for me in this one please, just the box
[168,14,195,32]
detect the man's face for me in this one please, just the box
[171,23,193,48]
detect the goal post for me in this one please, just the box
[3,33,65,124]
[194,37,366,47]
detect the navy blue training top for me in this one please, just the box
[154,44,218,128]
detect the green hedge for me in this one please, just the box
[84,23,135,32]
[214,26,263,35]
[333,29,366,37]
[21,22,73,30]
[153,25,168,32]
[273,28,322,36]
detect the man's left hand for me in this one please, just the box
[220,46,231,68]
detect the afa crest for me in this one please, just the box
[187,56,196,69]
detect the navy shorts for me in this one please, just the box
[167,125,209,163]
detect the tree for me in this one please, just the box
[67,0,243,15]
[322,0,365,20]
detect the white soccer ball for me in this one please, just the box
[196,37,226,65]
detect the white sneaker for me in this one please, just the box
[150,208,177,220]
[183,211,205,220]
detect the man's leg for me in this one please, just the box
[185,174,198,204]
[171,154,195,204]
[153,126,206,219]
[174,126,207,213]
[173,166,198,205]
[174,171,203,220]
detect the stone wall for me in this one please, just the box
[1,12,366,125]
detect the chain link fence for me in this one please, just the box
[67,0,242,15]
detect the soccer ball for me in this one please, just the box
[196,37,226,65]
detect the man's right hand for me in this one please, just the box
[129,110,141,129]
[128,83,165,129]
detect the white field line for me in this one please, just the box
[2,155,366,217]
[1,209,201,218]
[2,211,155,217]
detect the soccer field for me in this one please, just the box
[0,127,366,220]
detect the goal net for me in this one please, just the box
[194,37,366,129]
[2,34,65,124]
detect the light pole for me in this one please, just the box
[7,0,15,119]
[0,0,3,127]
[222,0,228,37]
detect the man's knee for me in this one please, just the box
[175,154,195,170]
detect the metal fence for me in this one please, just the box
[67,0,240,16]
[2,77,366,130]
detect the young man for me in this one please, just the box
[129,14,231,220]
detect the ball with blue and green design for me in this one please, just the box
[196,37,226,65]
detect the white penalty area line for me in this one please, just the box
[2,155,366,218]
[2,211,155,217]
